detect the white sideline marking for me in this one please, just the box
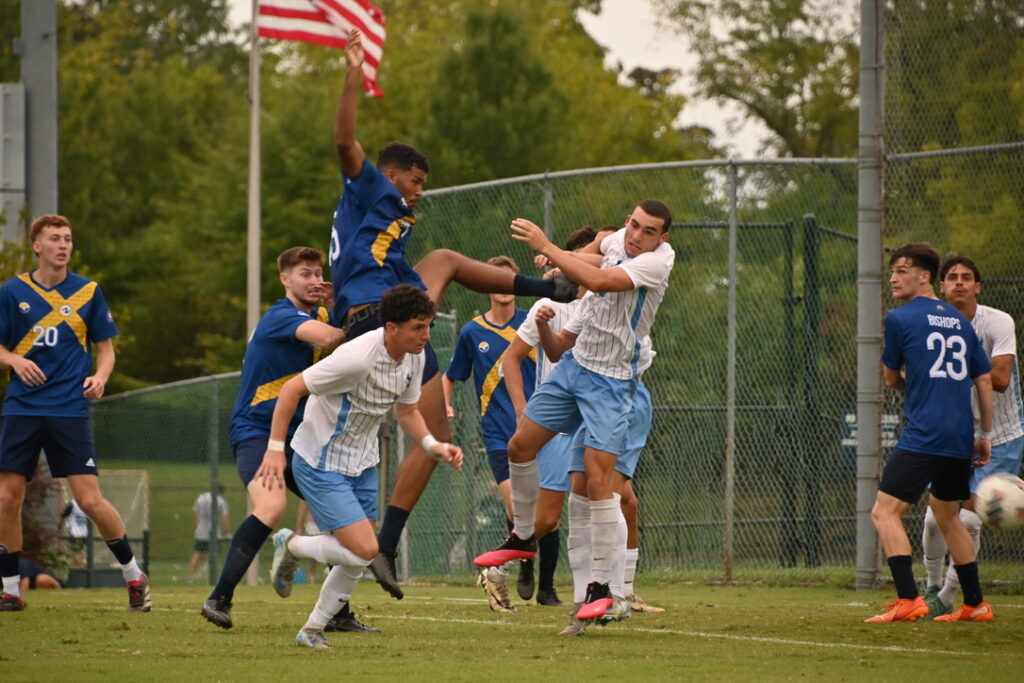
[370,614,986,657]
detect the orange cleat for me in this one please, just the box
[864,596,929,623]
[933,601,994,622]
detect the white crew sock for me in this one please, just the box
[607,494,628,598]
[288,533,367,568]
[921,506,948,588]
[119,557,143,583]
[623,547,639,595]
[567,493,591,604]
[306,559,368,630]
[2,574,20,597]
[589,497,621,587]
[938,508,983,608]
[488,561,512,582]
[509,460,540,540]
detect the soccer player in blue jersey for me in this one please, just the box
[921,256,1024,617]
[333,31,575,599]
[0,214,150,613]
[200,247,377,632]
[867,242,995,623]
[441,256,538,612]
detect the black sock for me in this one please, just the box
[506,518,514,535]
[210,515,272,602]
[538,529,560,590]
[953,561,983,606]
[377,506,410,555]
[337,600,352,618]
[513,273,555,298]
[887,555,918,599]
[0,547,19,579]
[105,535,135,565]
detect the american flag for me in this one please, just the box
[257,0,386,97]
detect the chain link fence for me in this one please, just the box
[61,4,1024,590]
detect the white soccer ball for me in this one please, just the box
[976,473,1024,531]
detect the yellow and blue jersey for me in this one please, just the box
[329,159,425,318]
[0,271,118,417]
[228,298,330,446]
[445,310,537,452]
[883,297,991,459]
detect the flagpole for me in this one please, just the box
[246,0,261,338]
[245,0,261,588]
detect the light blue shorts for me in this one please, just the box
[291,454,378,531]
[523,352,637,456]
[568,381,652,479]
[538,432,573,492]
[970,435,1024,492]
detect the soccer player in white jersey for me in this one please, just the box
[921,256,1024,618]
[475,200,675,622]
[260,285,463,648]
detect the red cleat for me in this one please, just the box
[473,533,537,567]
[575,582,613,621]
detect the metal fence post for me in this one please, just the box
[207,377,221,585]
[724,162,738,581]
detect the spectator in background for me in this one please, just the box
[189,485,230,584]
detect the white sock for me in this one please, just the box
[306,560,367,630]
[119,557,142,583]
[567,493,591,604]
[938,508,983,608]
[589,497,620,587]
[921,506,947,588]
[607,494,628,598]
[488,561,512,581]
[288,533,366,568]
[624,547,639,595]
[509,460,539,540]
[2,574,20,597]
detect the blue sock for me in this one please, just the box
[210,515,271,602]
[513,273,555,298]
[377,506,411,555]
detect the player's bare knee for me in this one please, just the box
[74,494,106,519]
[352,537,378,562]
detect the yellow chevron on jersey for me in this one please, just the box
[13,273,97,357]
[371,216,417,267]
[312,306,330,363]
[473,315,537,416]
[250,372,300,407]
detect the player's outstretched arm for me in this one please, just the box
[394,401,463,472]
[295,320,345,352]
[511,219,633,293]
[335,29,367,179]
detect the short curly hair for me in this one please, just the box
[379,284,435,324]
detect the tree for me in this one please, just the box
[653,0,859,157]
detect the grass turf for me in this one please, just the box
[4,581,1023,681]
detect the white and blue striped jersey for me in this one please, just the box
[970,304,1024,445]
[517,297,582,387]
[566,228,674,380]
[291,327,423,476]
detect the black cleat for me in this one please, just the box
[368,550,404,600]
[200,596,233,629]
[325,603,380,633]
[550,273,580,303]
[516,559,535,601]
[536,586,564,606]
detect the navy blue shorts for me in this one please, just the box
[879,447,971,503]
[487,449,511,484]
[232,436,304,499]
[0,416,98,481]
[344,308,439,383]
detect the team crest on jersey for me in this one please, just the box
[405,371,413,388]
[60,304,72,316]
[18,301,30,314]
[477,341,490,353]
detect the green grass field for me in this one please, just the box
[4,581,1024,681]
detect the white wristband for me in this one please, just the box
[421,435,440,453]
[267,438,286,452]
[979,431,994,440]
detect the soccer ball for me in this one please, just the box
[975,473,1024,531]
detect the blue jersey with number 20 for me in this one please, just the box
[882,297,991,459]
